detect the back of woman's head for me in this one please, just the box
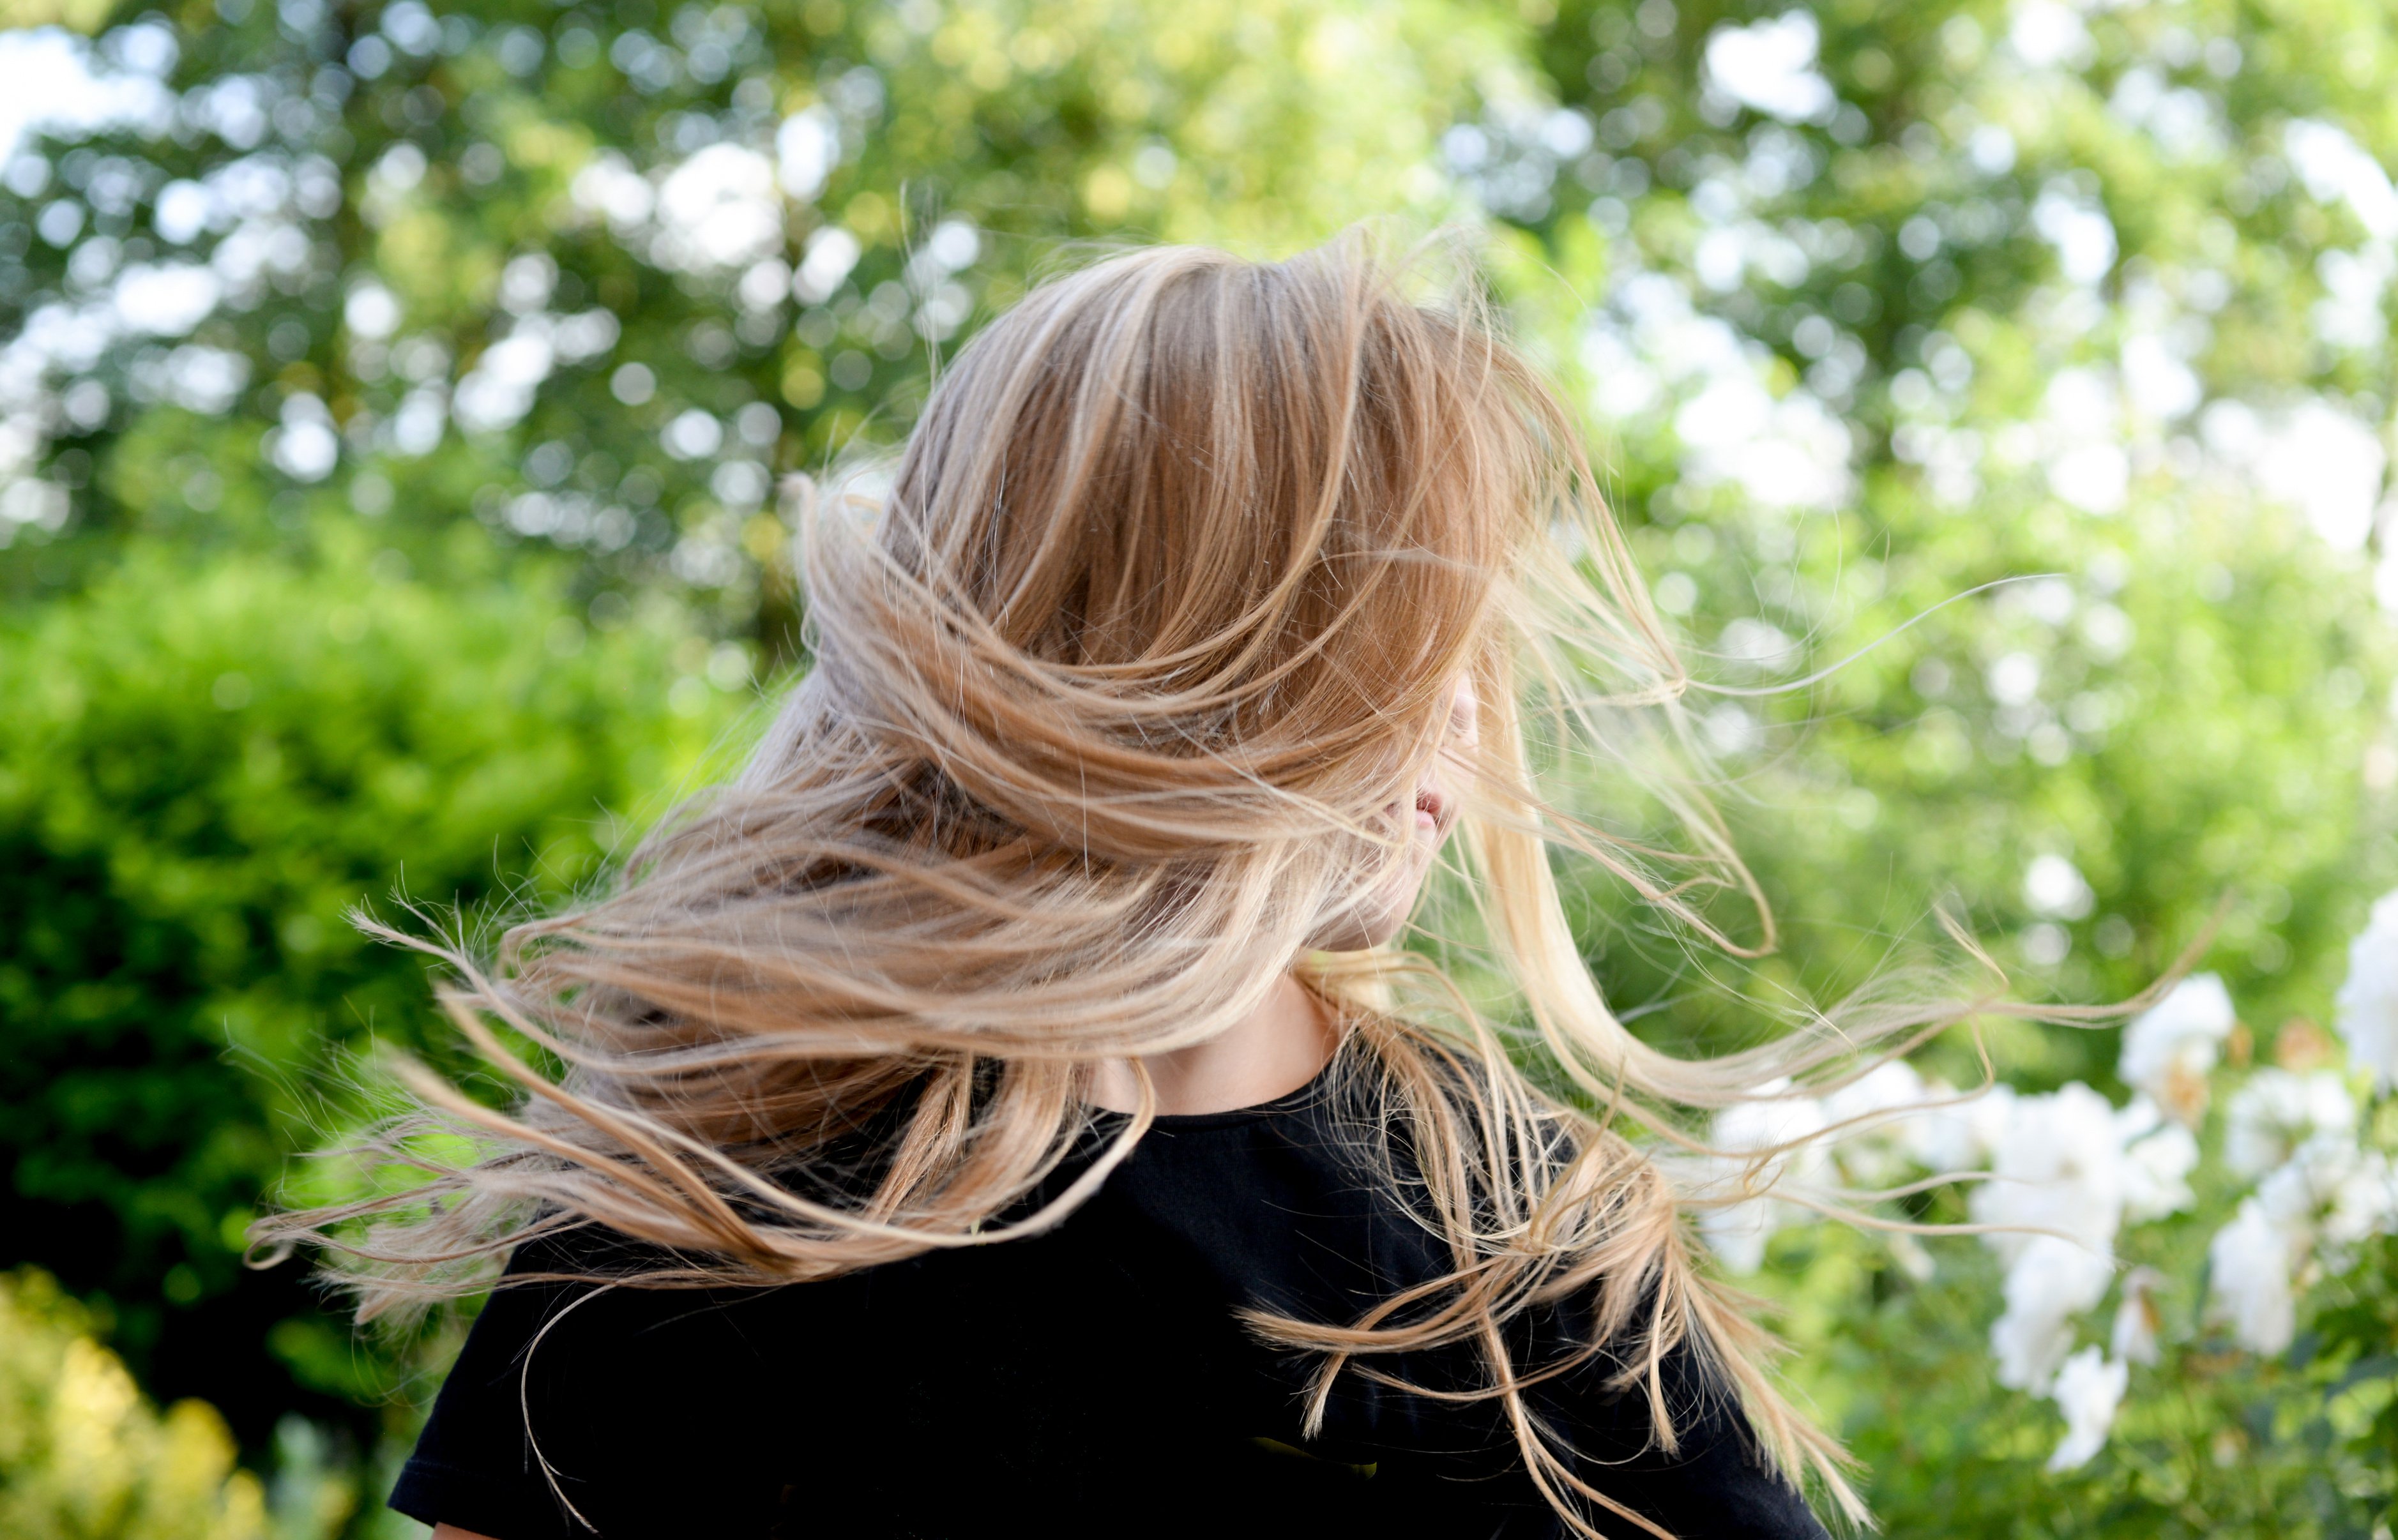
[262,229,1978,1535]
[590,234,1667,1073]
[768,239,1547,912]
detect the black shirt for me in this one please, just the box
[391,1066,1830,1539]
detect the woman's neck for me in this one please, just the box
[1087,972,1336,1117]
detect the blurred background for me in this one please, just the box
[0,0,2393,1534]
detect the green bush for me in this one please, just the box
[1756,1090,2398,1537]
[0,1268,266,1540]
[0,527,741,1444]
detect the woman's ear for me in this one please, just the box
[1448,674,1482,749]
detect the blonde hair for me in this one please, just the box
[262,229,2017,1536]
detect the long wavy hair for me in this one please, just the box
[261,229,2015,1536]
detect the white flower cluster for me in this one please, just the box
[2206,1069,2394,1355]
[2118,971,2236,1125]
[1691,1062,1944,1275]
[1687,949,2398,1478]
[1966,1080,2197,1402]
[2224,1068,2355,1178]
[2198,893,2398,1356]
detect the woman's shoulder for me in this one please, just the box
[457,1219,859,1387]
[397,1227,821,1539]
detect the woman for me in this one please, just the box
[266,232,1922,1538]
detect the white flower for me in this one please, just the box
[2208,1197,2299,1354]
[1693,1087,1830,1275]
[1971,1084,2167,1393]
[2045,1347,2129,1472]
[2118,974,2236,1124]
[2260,1135,2398,1254]
[2213,1133,2398,1357]
[1971,1083,2127,1260]
[2109,1266,2164,1366]
[2118,1115,2200,1224]
[1821,1059,1931,1127]
[1821,1059,1934,1186]
[2323,1150,2398,1249]
[2224,1069,2356,1178]
[1991,1234,2113,1390]
[2335,889,2398,1090]
[1916,1080,2016,1174]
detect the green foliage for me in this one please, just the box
[2307,1227,2398,1530]
[1747,1117,2397,1537]
[1489,0,2398,1076]
[0,0,1522,641]
[0,525,740,1437]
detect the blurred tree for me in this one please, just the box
[0,0,1524,645]
[1462,0,2398,1087]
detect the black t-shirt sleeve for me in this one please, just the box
[1529,1325,1833,1540]
[1579,1401,1831,1539]
[388,1250,598,1539]
[388,1234,797,1539]
[386,1311,570,1535]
